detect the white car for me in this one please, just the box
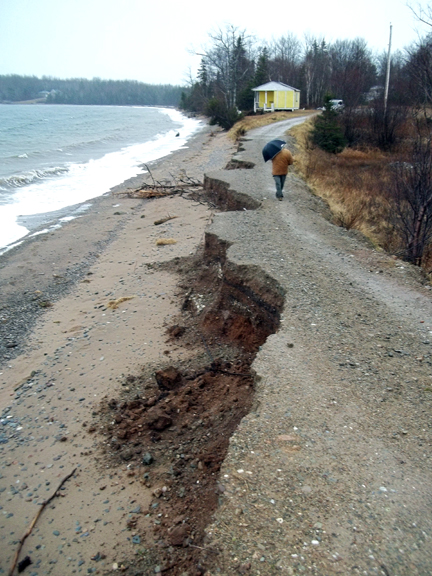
[317,99,344,111]
[329,99,344,110]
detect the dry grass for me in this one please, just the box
[228,110,318,141]
[107,296,135,309]
[290,119,397,251]
[156,238,177,246]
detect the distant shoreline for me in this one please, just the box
[0,100,178,106]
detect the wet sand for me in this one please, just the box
[0,124,236,574]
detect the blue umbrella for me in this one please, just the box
[262,139,286,162]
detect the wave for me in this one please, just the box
[0,165,70,189]
[0,108,203,251]
[2,132,123,161]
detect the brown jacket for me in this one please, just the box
[271,148,293,176]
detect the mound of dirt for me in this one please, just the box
[94,241,284,575]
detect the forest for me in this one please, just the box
[0,75,184,106]
[180,21,432,128]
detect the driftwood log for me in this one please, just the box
[117,164,203,199]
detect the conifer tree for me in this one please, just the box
[254,48,270,86]
[311,94,346,153]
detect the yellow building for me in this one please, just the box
[252,81,300,112]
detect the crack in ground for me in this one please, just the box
[93,233,285,575]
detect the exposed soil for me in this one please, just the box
[94,239,284,575]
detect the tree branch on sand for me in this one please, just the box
[117,164,203,199]
[9,468,77,576]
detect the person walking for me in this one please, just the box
[271,146,293,201]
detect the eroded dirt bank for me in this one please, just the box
[94,237,284,574]
[0,126,248,576]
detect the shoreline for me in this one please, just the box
[2,115,432,575]
[0,123,224,364]
[0,106,204,255]
[0,121,236,573]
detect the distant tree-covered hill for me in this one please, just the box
[0,75,184,106]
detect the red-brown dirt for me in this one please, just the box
[94,245,284,574]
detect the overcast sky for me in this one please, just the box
[0,0,429,86]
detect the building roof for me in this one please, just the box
[252,81,300,92]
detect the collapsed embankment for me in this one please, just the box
[3,126,281,576]
[97,120,432,576]
[94,178,286,574]
[6,117,431,576]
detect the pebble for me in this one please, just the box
[142,452,154,465]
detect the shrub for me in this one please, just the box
[389,120,432,265]
[206,98,243,130]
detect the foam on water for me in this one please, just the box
[0,107,203,253]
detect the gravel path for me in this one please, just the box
[202,119,432,576]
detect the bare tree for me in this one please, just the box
[406,35,432,105]
[301,34,330,107]
[200,25,255,109]
[268,33,302,85]
[329,38,376,106]
[376,49,411,105]
[408,1,432,27]
[390,115,432,265]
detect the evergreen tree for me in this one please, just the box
[197,59,209,95]
[311,94,346,153]
[206,97,242,130]
[236,79,255,111]
[254,47,270,86]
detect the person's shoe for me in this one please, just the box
[277,195,283,201]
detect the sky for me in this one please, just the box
[0,0,429,86]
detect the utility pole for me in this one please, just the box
[384,23,393,115]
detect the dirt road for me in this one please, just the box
[1,118,431,576]
[201,120,432,575]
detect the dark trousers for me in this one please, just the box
[273,175,286,197]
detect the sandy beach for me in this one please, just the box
[0,124,238,575]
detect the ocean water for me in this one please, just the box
[0,105,203,254]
